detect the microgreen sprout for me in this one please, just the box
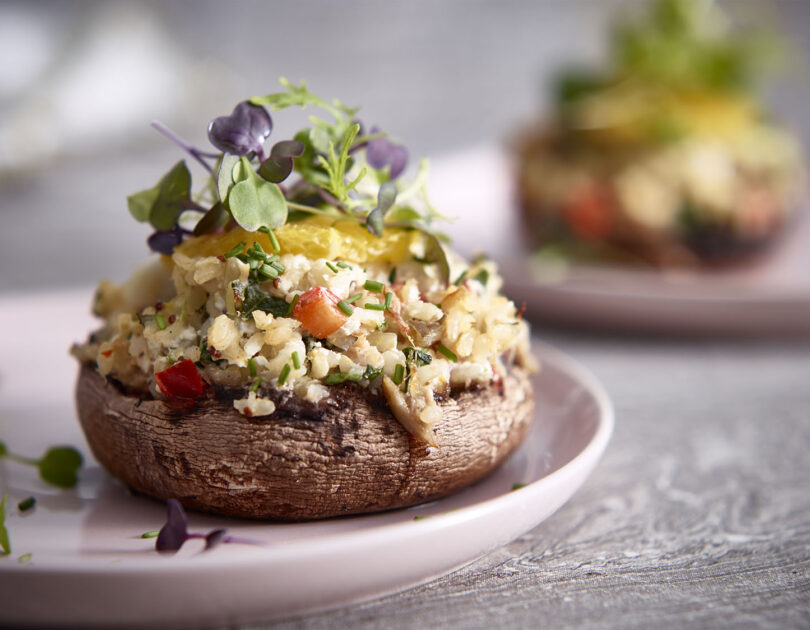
[0,442,83,488]
[153,499,260,554]
[125,78,451,284]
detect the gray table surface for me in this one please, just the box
[237,330,808,630]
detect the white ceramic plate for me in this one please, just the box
[431,147,810,336]
[0,289,612,628]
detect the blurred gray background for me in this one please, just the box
[1,0,808,292]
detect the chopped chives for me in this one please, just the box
[384,291,393,310]
[364,303,386,311]
[248,358,257,377]
[291,351,301,370]
[252,241,265,255]
[337,300,354,316]
[393,364,405,384]
[155,314,167,330]
[224,241,246,258]
[140,530,160,539]
[454,270,467,286]
[278,364,291,386]
[288,294,299,315]
[511,482,526,491]
[345,293,363,304]
[18,553,32,564]
[389,267,397,283]
[259,264,278,279]
[364,280,384,293]
[437,343,458,362]
[325,261,339,274]
[324,372,346,385]
[336,261,352,269]
[250,377,262,393]
[17,496,36,512]
[270,260,286,273]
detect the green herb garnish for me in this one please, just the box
[248,358,257,377]
[364,280,384,293]
[291,351,301,370]
[364,303,386,311]
[337,300,354,316]
[345,293,363,304]
[155,314,167,330]
[511,482,527,491]
[453,270,467,286]
[437,343,458,362]
[288,294,299,315]
[128,78,451,284]
[325,261,339,274]
[140,530,160,539]
[388,267,397,284]
[403,347,432,367]
[17,497,35,512]
[384,291,393,310]
[18,553,32,564]
[0,442,83,489]
[335,261,353,270]
[224,241,247,258]
[278,364,291,386]
[250,377,262,393]
[393,364,405,385]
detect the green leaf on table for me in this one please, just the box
[0,495,10,555]
[228,157,288,231]
[38,447,83,489]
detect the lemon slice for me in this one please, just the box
[176,215,423,264]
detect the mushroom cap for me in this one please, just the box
[75,363,534,520]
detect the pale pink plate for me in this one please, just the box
[0,290,611,628]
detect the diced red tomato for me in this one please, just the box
[563,185,614,240]
[293,287,347,339]
[155,359,207,399]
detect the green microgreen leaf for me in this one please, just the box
[38,447,83,488]
[316,123,365,204]
[366,182,398,237]
[0,495,10,555]
[192,202,230,236]
[228,156,288,232]
[128,161,193,231]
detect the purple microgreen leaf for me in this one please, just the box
[366,126,408,179]
[204,528,227,550]
[258,141,304,184]
[192,202,229,236]
[156,499,189,553]
[366,182,398,237]
[272,140,305,158]
[147,226,185,254]
[208,101,273,156]
[388,145,408,179]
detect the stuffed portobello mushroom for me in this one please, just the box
[518,0,806,267]
[72,80,536,520]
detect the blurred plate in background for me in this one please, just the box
[432,146,810,336]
